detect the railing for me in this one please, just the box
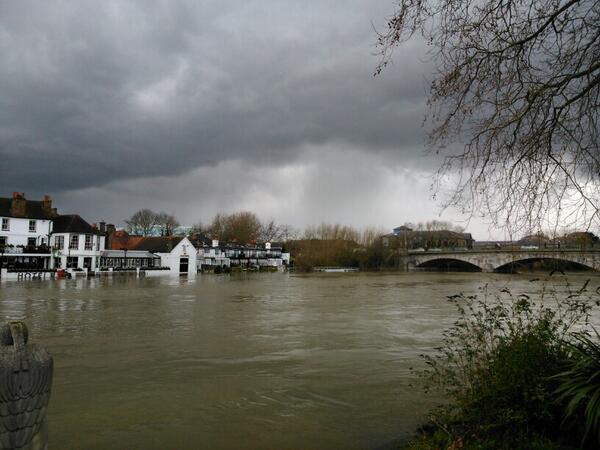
[7,268,55,273]
[0,245,51,255]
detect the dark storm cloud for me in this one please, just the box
[0,0,430,194]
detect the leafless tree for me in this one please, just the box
[155,212,180,236]
[206,211,262,243]
[359,226,388,246]
[425,219,465,233]
[189,222,206,236]
[377,0,600,233]
[259,220,297,242]
[303,223,361,242]
[125,209,158,236]
[260,219,284,242]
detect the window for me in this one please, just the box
[54,236,64,250]
[27,237,36,247]
[1,219,8,231]
[28,220,36,232]
[69,235,79,250]
[84,235,93,250]
[0,236,6,246]
[66,257,78,268]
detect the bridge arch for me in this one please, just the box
[415,258,482,272]
[494,256,596,273]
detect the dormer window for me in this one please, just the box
[2,219,9,231]
[28,220,36,232]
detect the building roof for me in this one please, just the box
[189,233,213,248]
[386,230,472,241]
[393,225,413,233]
[109,230,146,250]
[0,197,54,220]
[52,215,104,235]
[131,236,184,253]
[101,250,158,258]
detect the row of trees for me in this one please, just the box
[124,209,469,262]
[191,212,298,243]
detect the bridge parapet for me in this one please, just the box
[400,249,600,272]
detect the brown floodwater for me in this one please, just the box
[0,272,599,449]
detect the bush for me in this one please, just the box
[554,329,600,445]
[418,281,595,445]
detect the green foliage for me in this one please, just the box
[403,432,576,450]
[418,281,595,443]
[553,329,600,445]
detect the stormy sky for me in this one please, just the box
[0,1,501,239]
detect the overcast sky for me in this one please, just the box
[0,0,504,239]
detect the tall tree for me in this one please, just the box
[206,212,262,243]
[377,0,600,232]
[259,220,297,242]
[155,212,180,236]
[125,209,157,236]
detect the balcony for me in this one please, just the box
[0,244,51,255]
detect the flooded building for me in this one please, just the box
[0,192,56,270]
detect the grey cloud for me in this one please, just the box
[54,146,499,240]
[0,0,432,195]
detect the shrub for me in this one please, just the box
[419,281,595,443]
[553,329,600,445]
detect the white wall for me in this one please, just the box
[51,233,106,270]
[157,238,197,274]
[0,216,52,248]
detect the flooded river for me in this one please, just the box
[1,272,599,449]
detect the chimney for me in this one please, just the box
[42,195,52,214]
[10,192,26,217]
[99,221,106,233]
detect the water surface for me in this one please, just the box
[1,272,598,449]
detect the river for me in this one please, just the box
[1,272,599,449]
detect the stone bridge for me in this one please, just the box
[401,250,600,272]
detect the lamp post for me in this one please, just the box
[0,245,5,277]
[120,247,128,269]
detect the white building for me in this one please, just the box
[0,192,56,271]
[193,237,290,271]
[50,215,106,271]
[130,236,197,275]
[197,239,231,270]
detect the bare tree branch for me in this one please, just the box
[377,0,600,233]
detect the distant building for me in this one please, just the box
[193,236,290,270]
[222,241,288,269]
[383,228,474,251]
[50,215,106,271]
[0,192,56,270]
[392,225,413,235]
[127,236,197,275]
[194,237,230,269]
